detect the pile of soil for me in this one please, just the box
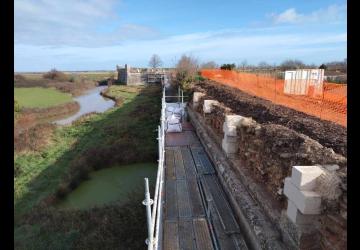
[195,79,347,156]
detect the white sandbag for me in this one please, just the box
[166,106,183,120]
[173,107,183,115]
[165,106,176,118]
[166,114,181,123]
[166,122,182,132]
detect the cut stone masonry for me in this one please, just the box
[190,91,347,250]
[192,92,205,108]
[203,100,219,114]
[284,166,324,218]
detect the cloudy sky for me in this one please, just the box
[14,0,347,72]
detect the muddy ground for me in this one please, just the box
[194,79,347,157]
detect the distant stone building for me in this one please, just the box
[116,64,167,85]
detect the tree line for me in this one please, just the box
[148,53,346,73]
[146,54,347,88]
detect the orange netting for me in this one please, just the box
[201,69,347,127]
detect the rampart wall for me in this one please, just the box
[188,88,347,250]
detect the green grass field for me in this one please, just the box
[15,87,73,108]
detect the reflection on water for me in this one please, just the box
[55,86,114,125]
[56,163,157,209]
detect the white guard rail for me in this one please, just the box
[143,86,189,250]
[143,87,166,250]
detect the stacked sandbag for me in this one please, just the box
[165,104,183,133]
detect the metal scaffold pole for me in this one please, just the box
[143,178,154,250]
[143,87,166,250]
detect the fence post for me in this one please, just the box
[319,84,325,119]
[274,70,277,103]
[143,178,154,250]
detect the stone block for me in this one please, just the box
[223,135,238,143]
[284,177,322,214]
[291,166,324,191]
[193,92,205,108]
[225,115,244,127]
[287,200,318,225]
[221,138,238,154]
[223,122,238,136]
[203,100,219,114]
[193,92,205,103]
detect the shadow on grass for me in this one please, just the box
[15,85,161,249]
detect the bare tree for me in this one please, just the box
[175,54,199,89]
[279,59,305,71]
[239,60,248,70]
[201,61,218,69]
[324,60,347,73]
[307,63,317,68]
[148,54,163,68]
[258,61,270,69]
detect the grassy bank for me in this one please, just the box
[14,71,97,153]
[14,102,80,153]
[15,87,73,108]
[15,85,161,249]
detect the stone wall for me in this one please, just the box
[317,167,347,250]
[127,72,147,85]
[117,64,148,85]
[190,91,347,250]
[117,68,127,83]
[116,64,166,85]
[236,121,346,205]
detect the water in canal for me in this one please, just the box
[55,86,114,125]
[57,163,157,209]
[55,87,156,209]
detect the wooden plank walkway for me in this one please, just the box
[162,122,248,250]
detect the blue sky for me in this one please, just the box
[14,0,347,72]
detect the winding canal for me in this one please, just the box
[55,86,114,125]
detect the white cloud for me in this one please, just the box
[269,4,347,25]
[271,8,299,24]
[15,28,347,71]
[14,0,158,47]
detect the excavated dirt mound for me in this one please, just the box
[195,79,347,157]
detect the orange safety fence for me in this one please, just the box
[201,69,347,127]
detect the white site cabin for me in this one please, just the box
[284,69,324,97]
